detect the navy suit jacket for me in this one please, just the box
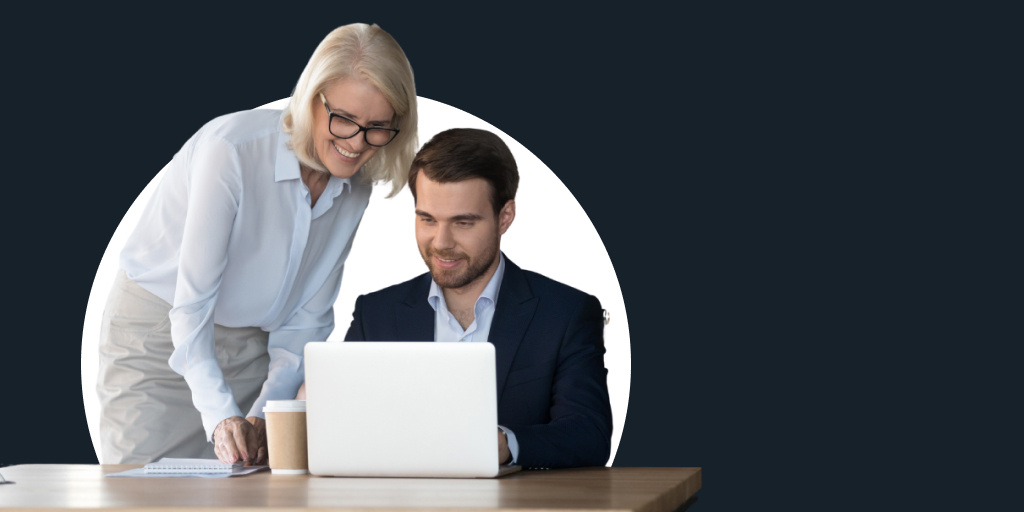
[344,257,613,469]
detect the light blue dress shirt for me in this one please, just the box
[428,254,505,342]
[426,254,520,463]
[120,108,371,439]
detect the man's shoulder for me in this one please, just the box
[510,261,596,305]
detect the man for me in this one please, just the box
[345,128,612,469]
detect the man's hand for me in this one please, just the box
[498,428,511,465]
[213,416,267,465]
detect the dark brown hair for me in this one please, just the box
[408,128,519,216]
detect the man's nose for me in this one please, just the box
[432,224,455,250]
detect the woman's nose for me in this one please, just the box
[347,133,368,152]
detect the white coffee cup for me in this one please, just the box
[263,400,307,475]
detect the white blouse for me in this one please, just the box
[120,108,372,438]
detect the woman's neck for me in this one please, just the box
[300,165,330,208]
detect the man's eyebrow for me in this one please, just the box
[414,210,484,222]
[451,214,484,222]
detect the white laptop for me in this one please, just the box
[304,341,522,478]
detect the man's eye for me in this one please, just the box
[419,217,435,224]
[457,221,474,228]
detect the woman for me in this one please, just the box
[96,23,417,465]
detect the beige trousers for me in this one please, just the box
[96,269,270,464]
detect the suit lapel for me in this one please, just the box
[395,273,435,341]
[490,257,538,393]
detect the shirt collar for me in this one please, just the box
[275,110,301,182]
[428,253,506,314]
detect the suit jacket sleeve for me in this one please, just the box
[344,295,367,341]
[504,294,612,468]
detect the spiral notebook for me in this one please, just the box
[143,458,244,474]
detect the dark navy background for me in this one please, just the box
[2,4,1014,511]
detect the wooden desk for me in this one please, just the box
[0,465,699,511]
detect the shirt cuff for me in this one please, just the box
[498,425,519,465]
[182,358,244,441]
[245,346,305,419]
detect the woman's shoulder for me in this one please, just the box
[197,108,285,147]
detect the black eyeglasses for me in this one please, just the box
[319,93,399,147]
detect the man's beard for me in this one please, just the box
[425,242,499,290]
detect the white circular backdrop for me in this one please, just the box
[80,97,631,465]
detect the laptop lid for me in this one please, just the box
[304,341,519,478]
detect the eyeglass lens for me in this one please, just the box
[330,117,396,146]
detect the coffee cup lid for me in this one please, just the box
[263,399,306,413]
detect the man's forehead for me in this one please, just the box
[415,173,493,213]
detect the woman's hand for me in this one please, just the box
[246,416,268,465]
[213,416,268,465]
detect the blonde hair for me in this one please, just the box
[283,23,417,197]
